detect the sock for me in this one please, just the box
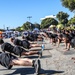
[37,51,39,54]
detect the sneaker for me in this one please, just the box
[8,65,13,69]
[38,51,42,58]
[34,59,41,75]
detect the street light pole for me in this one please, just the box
[27,16,32,22]
[27,16,32,30]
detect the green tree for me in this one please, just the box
[68,17,75,25]
[15,26,22,32]
[30,23,35,31]
[56,11,69,25]
[40,18,58,29]
[0,29,5,31]
[10,29,15,31]
[22,21,30,30]
[34,23,40,29]
[61,0,75,12]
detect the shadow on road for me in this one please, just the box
[4,67,64,75]
[22,55,52,59]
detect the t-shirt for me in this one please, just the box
[13,39,22,46]
[13,39,30,49]
[1,42,27,56]
[22,40,30,49]
[13,46,28,56]
[1,42,14,53]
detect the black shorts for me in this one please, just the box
[22,40,30,49]
[0,53,17,69]
[8,54,17,69]
[13,46,28,56]
[70,38,75,48]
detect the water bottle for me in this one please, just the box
[41,44,45,51]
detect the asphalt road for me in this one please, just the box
[0,37,75,75]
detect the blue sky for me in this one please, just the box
[0,0,74,29]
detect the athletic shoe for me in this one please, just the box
[38,51,42,58]
[34,59,41,75]
[8,65,13,69]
